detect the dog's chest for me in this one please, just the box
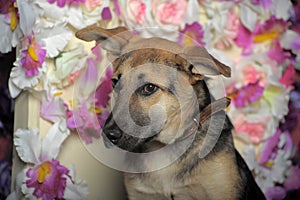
[125,151,241,200]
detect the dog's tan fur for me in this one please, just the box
[76,25,265,200]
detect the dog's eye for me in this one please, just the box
[139,83,159,96]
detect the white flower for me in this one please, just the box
[8,58,46,98]
[48,43,88,88]
[0,14,22,53]
[34,21,73,58]
[9,120,89,199]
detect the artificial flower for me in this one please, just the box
[68,2,107,29]
[9,120,88,200]
[280,31,300,70]
[265,186,286,200]
[128,0,146,24]
[101,7,112,20]
[84,0,102,11]
[66,58,112,144]
[48,43,87,88]
[118,0,192,41]
[8,57,46,98]
[47,0,86,7]
[284,165,300,191]
[36,21,73,58]
[251,0,272,9]
[279,64,296,90]
[151,0,187,26]
[0,3,21,53]
[233,112,270,144]
[67,61,113,144]
[178,22,205,46]
[20,34,46,77]
[236,16,288,55]
[25,159,70,200]
[227,82,264,108]
[202,2,236,49]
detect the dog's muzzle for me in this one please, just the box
[102,114,123,146]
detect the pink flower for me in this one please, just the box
[84,0,102,10]
[242,65,266,86]
[67,66,113,144]
[178,22,205,46]
[267,39,291,64]
[20,35,46,77]
[234,114,267,144]
[67,100,101,144]
[279,64,296,90]
[26,159,71,200]
[215,10,240,50]
[128,0,146,24]
[152,0,187,25]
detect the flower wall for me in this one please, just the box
[1,0,300,199]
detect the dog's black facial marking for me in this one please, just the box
[138,73,145,82]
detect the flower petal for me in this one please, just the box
[64,165,89,200]
[14,128,42,164]
[42,119,70,160]
[17,0,36,35]
[37,22,73,58]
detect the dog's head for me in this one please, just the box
[76,25,231,152]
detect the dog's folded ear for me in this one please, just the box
[75,25,132,58]
[176,46,231,78]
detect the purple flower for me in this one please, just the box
[47,0,85,7]
[280,101,298,133]
[251,0,273,9]
[236,16,288,55]
[228,82,264,108]
[265,186,286,200]
[94,66,113,109]
[26,159,71,200]
[284,166,300,191]
[20,35,46,77]
[101,7,112,21]
[178,22,205,46]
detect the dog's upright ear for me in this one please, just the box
[175,46,231,78]
[75,25,132,58]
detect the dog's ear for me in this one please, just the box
[175,46,231,78]
[75,25,131,57]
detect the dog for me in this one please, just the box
[76,25,266,200]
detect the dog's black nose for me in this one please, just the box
[103,128,122,144]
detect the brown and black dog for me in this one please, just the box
[76,25,266,200]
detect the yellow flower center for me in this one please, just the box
[90,106,102,114]
[28,44,39,61]
[8,5,18,31]
[37,162,52,183]
[54,91,63,97]
[184,33,194,46]
[265,161,274,168]
[253,31,279,43]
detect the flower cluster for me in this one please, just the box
[1,0,300,199]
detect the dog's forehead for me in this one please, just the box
[112,48,180,76]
